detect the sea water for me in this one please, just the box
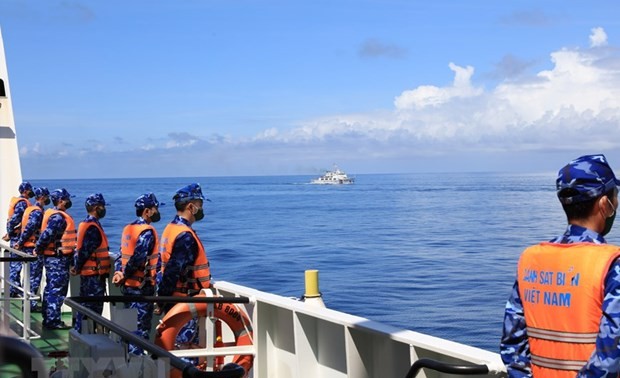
[28,172,599,352]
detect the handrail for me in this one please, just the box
[71,295,250,304]
[64,296,248,378]
[0,242,38,261]
[0,242,39,342]
[0,254,37,262]
[405,358,490,378]
[0,335,46,378]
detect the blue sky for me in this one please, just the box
[1,1,620,179]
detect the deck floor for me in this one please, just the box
[1,300,73,377]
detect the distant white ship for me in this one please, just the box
[311,165,355,185]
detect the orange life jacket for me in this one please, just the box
[159,223,211,296]
[120,223,159,287]
[19,205,43,248]
[6,196,29,236]
[517,242,620,377]
[76,220,110,276]
[41,209,77,256]
[7,196,28,220]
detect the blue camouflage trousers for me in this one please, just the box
[27,250,44,309]
[177,318,199,366]
[177,317,199,346]
[161,298,199,365]
[121,284,155,355]
[9,238,22,297]
[162,299,199,347]
[42,254,71,328]
[75,275,106,332]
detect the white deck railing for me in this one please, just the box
[213,280,506,378]
[0,240,41,343]
[0,238,508,378]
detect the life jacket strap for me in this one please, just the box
[531,354,587,371]
[527,327,598,343]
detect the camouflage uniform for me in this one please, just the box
[501,155,620,378]
[6,183,32,297]
[74,193,109,333]
[35,209,71,328]
[157,215,201,346]
[116,197,160,354]
[16,201,45,310]
[157,184,209,354]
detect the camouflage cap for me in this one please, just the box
[50,188,72,202]
[135,192,162,210]
[85,193,106,207]
[19,181,32,193]
[556,154,620,205]
[33,187,50,199]
[172,183,205,204]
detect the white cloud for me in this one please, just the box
[492,49,617,125]
[165,139,197,148]
[19,143,44,157]
[264,27,620,153]
[255,128,279,140]
[21,27,620,178]
[393,63,483,110]
[590,27,608,48]
[165,132,201,148]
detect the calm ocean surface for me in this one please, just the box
[28,172,605,353]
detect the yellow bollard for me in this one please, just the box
[304,270,320,298]
[304,269,325,307]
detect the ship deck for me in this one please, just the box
[1,300,72,377]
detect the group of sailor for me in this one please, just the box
[3,182,210,353]
[3,183,74,330]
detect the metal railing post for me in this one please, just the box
[65,295,251,378]
[1,243,9,330]
[0,242,38,342]
[22,254,30,341]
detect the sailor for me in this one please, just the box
[501,154,620,378]
[157,183,211,346]
[34,188,76,330]
[112,192,162,354]
[3,181,34,297]
[71,193,110,332]
[15,186,50,312]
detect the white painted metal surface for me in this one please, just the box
[0,27,30,341]
[0,27,23,228]
[214,281,506,378]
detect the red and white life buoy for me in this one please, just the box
[155,295,253,378]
